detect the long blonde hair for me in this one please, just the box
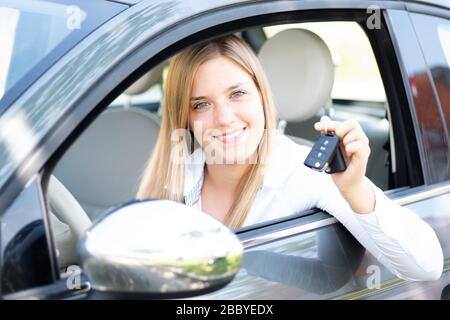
[136,35,277,228]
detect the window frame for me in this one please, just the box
[44,2,421,264]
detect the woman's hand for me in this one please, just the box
[314,116,375,213]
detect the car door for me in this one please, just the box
[378,5,450,299]
[1,0,449,300]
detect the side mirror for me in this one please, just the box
[78,199,243,299]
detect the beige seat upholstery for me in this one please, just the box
[53,62,165,222]
[53,107,160,221]
[258,28,335,146]
[50,108,160,269]
[48,175,91,268]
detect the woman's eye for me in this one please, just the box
[231,90,246,98]
[194,101,210,110]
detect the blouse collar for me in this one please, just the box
[183,134,299,205]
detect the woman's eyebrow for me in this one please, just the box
[225,82,248,93]
[190,96,206,101]
[190,82,249,101]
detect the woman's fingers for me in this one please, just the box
[314,118,369,146]
[336,119,366,142]
[313,117,371,165]
[344,140,371,158]
[314,117,372,194]
[342,127,369,146]
[314,116,339,133]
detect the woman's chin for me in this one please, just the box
[204,147,259,165]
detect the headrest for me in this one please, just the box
[258,29,334,122]
[124,62,164,95]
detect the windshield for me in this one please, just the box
[0,0,126,111]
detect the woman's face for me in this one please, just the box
[188,56,265,164]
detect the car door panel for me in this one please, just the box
[192,182,450,300]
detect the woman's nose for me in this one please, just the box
[214,102,236,126]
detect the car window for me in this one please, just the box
[0,0,126,112]
[410,14,450,142]
[0,3,78,100]
[43,19,415,285]
[438,25,450,67]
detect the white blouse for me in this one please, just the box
[183,134,443,281]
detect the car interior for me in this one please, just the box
[46,21,394,272]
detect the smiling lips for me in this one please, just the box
[213,127,246,144]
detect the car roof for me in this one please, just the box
[103,0,450,9]
[404,0,450,9]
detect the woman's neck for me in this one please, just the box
[204,163,251,191]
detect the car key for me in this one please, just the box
[304,132,347,174]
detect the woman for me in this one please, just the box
[137,34,443,281]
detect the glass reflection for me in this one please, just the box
[195,223,366,299]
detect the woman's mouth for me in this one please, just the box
[213,127,246,144]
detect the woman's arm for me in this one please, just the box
[311,117,443,281]
[314,116,376,213]
[316,174,443,281]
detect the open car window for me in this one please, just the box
[44,20,411,279]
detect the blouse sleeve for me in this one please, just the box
[311,171,443,281]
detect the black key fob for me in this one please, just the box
[304,133,347,174]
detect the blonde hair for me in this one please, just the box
[136,35,277,228]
